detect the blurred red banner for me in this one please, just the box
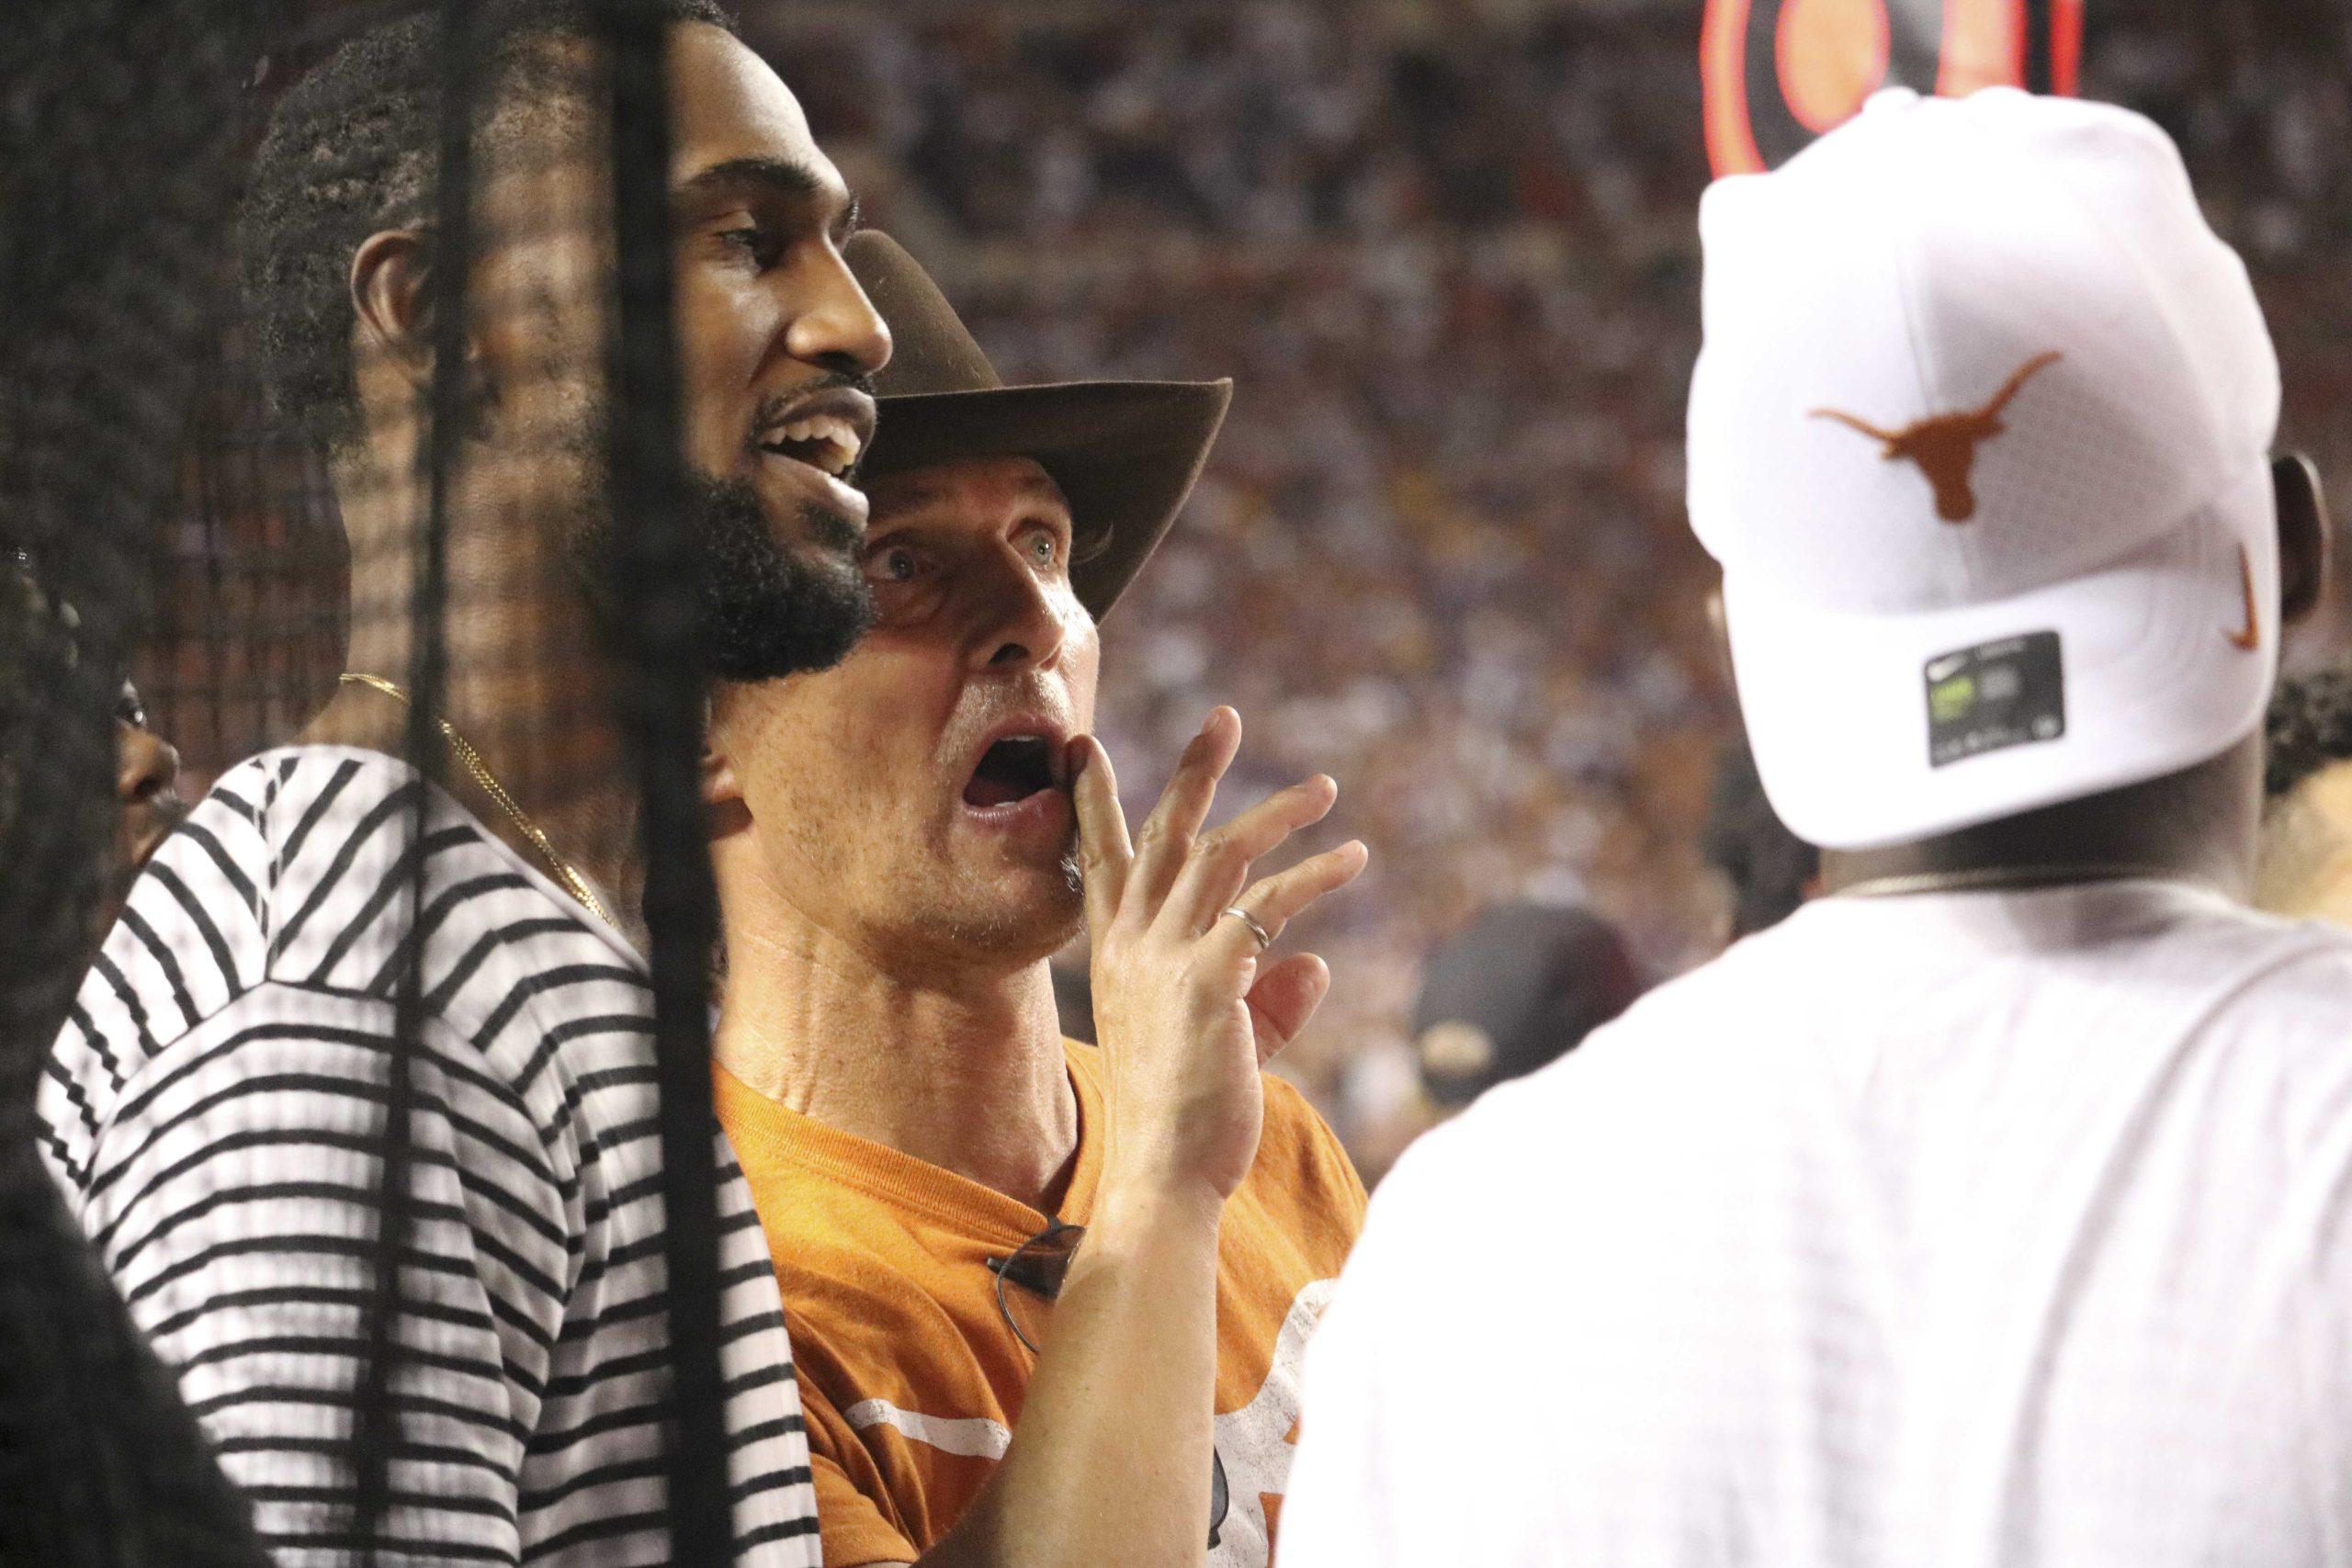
[1704,0,2083,175]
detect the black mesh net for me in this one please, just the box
[5,0,750,1560]
[1,1,268,1563]
[8,0,2352,1562]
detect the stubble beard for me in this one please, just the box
[886,824,1087,969]
[930,871,1087,964]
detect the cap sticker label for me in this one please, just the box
[1925,631,2064,768]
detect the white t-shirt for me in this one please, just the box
[40,746,821,1565]
[1284,880,2352,1568]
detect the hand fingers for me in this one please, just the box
[1158,773,1338,938]
[1069,735,1131,931]
[1127,707,1241,916]
[1211,839,1369,953]
[1244,953,1332,1066]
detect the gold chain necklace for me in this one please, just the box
[338,671,616,930]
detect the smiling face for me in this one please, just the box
[449,20,889,677]
[662,24,885,559]
[708,455,1102,969]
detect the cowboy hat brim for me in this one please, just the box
[862,378,1232,622]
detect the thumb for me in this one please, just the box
[1243,953,1331,1067]
[1069,736,1132,933]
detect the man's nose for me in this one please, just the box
[118,722,180,807]
[785,248,892,378]
[974,560,1070,675]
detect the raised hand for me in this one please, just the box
[1069,707,1368,1206]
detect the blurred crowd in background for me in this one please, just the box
[141,0,2352,1174]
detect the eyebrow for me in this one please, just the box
[876,468,1072,519]
[675,156,862,234]
[1015,469,1069,510]
[675,155,823,204]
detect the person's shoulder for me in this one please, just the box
[2171,894,2352,973]
[239,742,640,1028]
[1339,1087,1532,1288]
[1254,1065,1365,1206]
[1259,1063,1334,1144]
[52,751,344,1087]
[153,744,436,927]
[81,741,631,1100]
[2129,907,2352,1187]
[108,747,344,924]
[1505,927,1779,1086]
[1372,974,1714,1208]
[224,741,420,841]
[2179,904,2352,1057]
[2121,894,2352,1032]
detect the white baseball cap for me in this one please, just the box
[1688,87,2281,851]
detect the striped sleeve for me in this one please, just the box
[74,980,570,1565]
[43,778,276,1190]
[40,747,823,1565]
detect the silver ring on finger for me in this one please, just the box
[1221,905,1273,952]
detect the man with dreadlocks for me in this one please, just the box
[38,3,888,1562]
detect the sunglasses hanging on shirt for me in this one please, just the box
[984,1218,1232,1548]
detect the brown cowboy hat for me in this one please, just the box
[844,231,1232,621]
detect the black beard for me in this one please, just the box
[573,469,876,681]
[688,473,874,680]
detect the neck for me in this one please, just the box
[711,889,1079,1213]
[304,462,647,948]
[1822,738,2262,903]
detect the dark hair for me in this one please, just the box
[237,0,737,455]
[1410,901,1643,1107]
[2264,670,2352,803]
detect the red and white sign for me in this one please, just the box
[1704,0,2084,175]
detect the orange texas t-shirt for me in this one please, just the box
[715,1041,1369,1568]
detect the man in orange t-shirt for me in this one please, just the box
[702,231,1371,1568]
[718,1042,1364,1565]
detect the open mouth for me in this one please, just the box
[753,386,877,487]
[757,411,865,479]
[964,735,1060,809]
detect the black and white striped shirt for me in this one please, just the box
[39,745,821,1566]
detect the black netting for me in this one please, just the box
[1,1,269,1564]
[9,1,2352,1562]
[6,0,740,1560]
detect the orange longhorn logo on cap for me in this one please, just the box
[1810,350,2064,523]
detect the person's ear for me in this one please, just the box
[349,230,437,391]
[700,726,752,840]
[2274,453,2330,627]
